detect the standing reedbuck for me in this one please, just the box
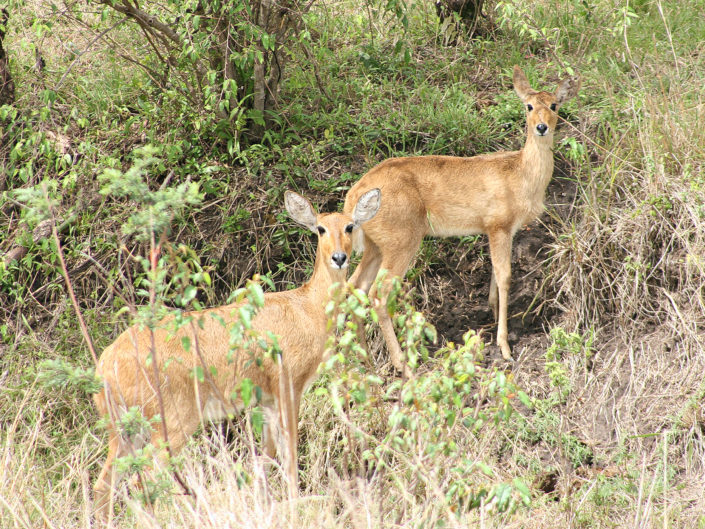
[344,66,580,372]
[92,189,381,522]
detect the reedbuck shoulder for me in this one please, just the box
[92,189,381,522]
[344,66,580,371]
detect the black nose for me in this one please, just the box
[536,123,548,135]
[332,252,347,267]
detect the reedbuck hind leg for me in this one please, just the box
[265,376,302,495]
[280,391,301,495]
[349,234,382,293]
[93,431,123,524]
[93,417,194,522]
[488,269,499,320]
[371,231,425,377]
[488,229,513,361]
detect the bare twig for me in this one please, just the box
[54,16,129,92]
[146,230,194,499]
[107,1,182,45]
[3,214,78,265]
[44,191,99,366]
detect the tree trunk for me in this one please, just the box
[92,1,309,142]
[435,0,485,39]
[250,0,298,138]
[0,8,15,106]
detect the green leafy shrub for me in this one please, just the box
[317,280,532,518]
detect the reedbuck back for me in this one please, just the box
[92,189,381,522]
[344,66,580,372]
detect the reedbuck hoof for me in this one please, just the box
[499,342,513,362]
[489,299,498,322]
[388,342,413,378]
[397,362,412,379]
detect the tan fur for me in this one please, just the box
[92,189,380,523]
[344,66,580,370]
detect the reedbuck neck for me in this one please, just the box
[514,69,574,206]
[295,215,354,307]
[92,189,381,524]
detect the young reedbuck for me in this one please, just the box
[344,66,580,372]
[92,189,381,521]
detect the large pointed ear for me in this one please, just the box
[555,73,581,106]
[284,191,318,232]
[513,65,534,101]
[352,188,381,226]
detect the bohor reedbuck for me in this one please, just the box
[344,66,580,372]
[92,189,381,522]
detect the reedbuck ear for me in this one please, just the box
[352,188,381,226]
[285,191,318,232]
[513,65,534,101]
[555,73,581,106]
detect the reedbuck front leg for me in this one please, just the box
[350,223,424,377]
[274,362,302,494]
[487,228,513,360]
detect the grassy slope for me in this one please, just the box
[1,0,704,527]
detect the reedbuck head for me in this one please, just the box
[513,65,581,139]
[285,189,381,277]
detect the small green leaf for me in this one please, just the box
[240,378,254,407]
[370,308,379,324]
[192,366,205,383]
[517,390,532,408]
[476,461,494,477]
[183,285,197,304]
[251,408,264,434]
[493,483,513,511]
[513,478,531,506]
[249,283,265,307]
[238,306,252,329]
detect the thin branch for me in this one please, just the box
[96,0,206,99]
[44,193,99,366]
[146,230,194,499]
[106,0,182,45]
[66,10,166,87]
[54,16,129,92]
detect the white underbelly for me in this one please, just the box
[426,215,484,237]
[202,397,238,422]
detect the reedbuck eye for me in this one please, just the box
[317,226,326,235]
[527,104,533,111]
[345,224,354,234]
[550,103,557,111]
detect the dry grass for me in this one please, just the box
[0,362,519,529]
